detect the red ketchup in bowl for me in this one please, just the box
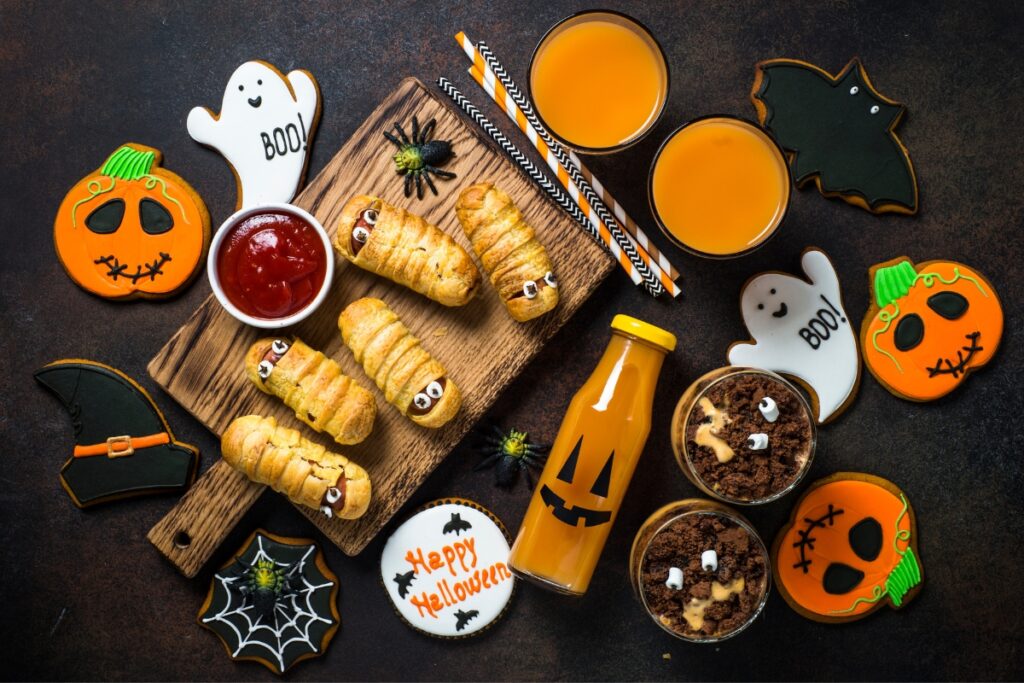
[217,211,328,319]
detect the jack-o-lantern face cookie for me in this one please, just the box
[861,258,1003,401]
[773,473,922,623]
[53,143,211,300]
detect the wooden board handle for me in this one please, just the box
[147,460,264,578]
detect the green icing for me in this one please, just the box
[70,177,116,228]
[100,145,155,181]
[830,493,920,615]
[874,260,917,308]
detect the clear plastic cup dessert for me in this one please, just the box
[629,499,771,642]
[671,367,816,505]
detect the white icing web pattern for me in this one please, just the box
[201,536,336,673]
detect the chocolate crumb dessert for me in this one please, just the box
[679,370,813,503]
[639,511,769,640]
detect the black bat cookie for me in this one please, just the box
[751,58,918,215]
[393,570,416,599]
[454,609,479,632]
[442,512,472,536]
[35,359,198,507]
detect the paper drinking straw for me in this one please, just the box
[467,36,680,298]
[436,77,630,281]
[455,31,675,298]
[568,150,680,281]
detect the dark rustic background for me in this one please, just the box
[2,1,1022,680]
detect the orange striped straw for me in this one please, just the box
[568,151,680,281]
[456,32,680,298]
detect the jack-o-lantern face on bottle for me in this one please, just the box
[539,436,614,528]
[53,144,210,300]
[862,258,1002,401]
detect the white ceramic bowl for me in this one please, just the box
[207,202,334,329]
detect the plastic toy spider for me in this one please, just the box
[227,556,303,618]
[474,424,549,488]
[383,115,457,199]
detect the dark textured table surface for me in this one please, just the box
[2,1,1022,680]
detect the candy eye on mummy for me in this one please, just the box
[412,380,445,413]
[271,339,290,355]
[523,281,539,299]
[353,226,370,244]
[543,271,558,288]
[257,360,274,380]
[350,207,379,253]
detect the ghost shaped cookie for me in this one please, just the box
[187,60,321,209]
[728,248,860,423]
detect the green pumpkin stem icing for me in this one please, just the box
[71,145,189,227]
[874,261,918,309]
[870,263,989,373]
[830,493,920,614]
[101,145,156,181]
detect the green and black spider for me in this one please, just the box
[474,424,549,489]
[227,556,303,618]
[383,115,457,199]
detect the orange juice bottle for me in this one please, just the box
[508,315,675,595]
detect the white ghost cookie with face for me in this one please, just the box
[187,60,321,209]
[728,248,860,423]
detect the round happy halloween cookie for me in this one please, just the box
[198,530,339,675]
[380,498,514,638]
[53,143,211,300]
[728,247,861,423]
[751,58,918,215]
[773,473,922,623]
[861,257,1003,401]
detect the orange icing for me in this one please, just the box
[775,477,916,618]
[53,143,210,299]
[863,260,1003,401]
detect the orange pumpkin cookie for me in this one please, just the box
[53,143,210,300]
[861,258,1002,401]
[773,472,922,623]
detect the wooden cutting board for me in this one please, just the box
[147,76,613,575]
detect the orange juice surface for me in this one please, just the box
[651,117,790,256]
[531,17,667,149]
[508,318,673,595]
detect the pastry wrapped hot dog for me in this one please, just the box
[221,415,371,520]
[245,337,376,445]
[455,182,559,322]
[334,194,480,306]
[338,297,461,428]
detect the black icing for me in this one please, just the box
[34,361,197,507]
[755,59,916,211]
[85,198,125,234]
[589,451,614,497]
[823,562,865,595]
[139,198,174,234]
[894,313,925,351]
[928,291,969,320]
[848,517,883,562]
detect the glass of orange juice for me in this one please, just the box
[529,10,669,154]
[649,116,792,258]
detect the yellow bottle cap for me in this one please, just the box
[610,314,676,351]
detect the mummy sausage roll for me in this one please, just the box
[333,194,480,307]
[221,415,372,519]
[455,182,559,322]
[337,297,461,428]
[245,337,376,445]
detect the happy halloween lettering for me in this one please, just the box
[402,536,512,619]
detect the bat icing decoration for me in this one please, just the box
[380,499,514,637]
[751,58,918,214]
[443,512,473,536]
[454,609,479,632]
[35,359,198,507]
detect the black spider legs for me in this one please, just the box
[383,130,404,150]
[411,115,421,145]
[393,122,411,145]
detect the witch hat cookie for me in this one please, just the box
[35,359,198,507]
